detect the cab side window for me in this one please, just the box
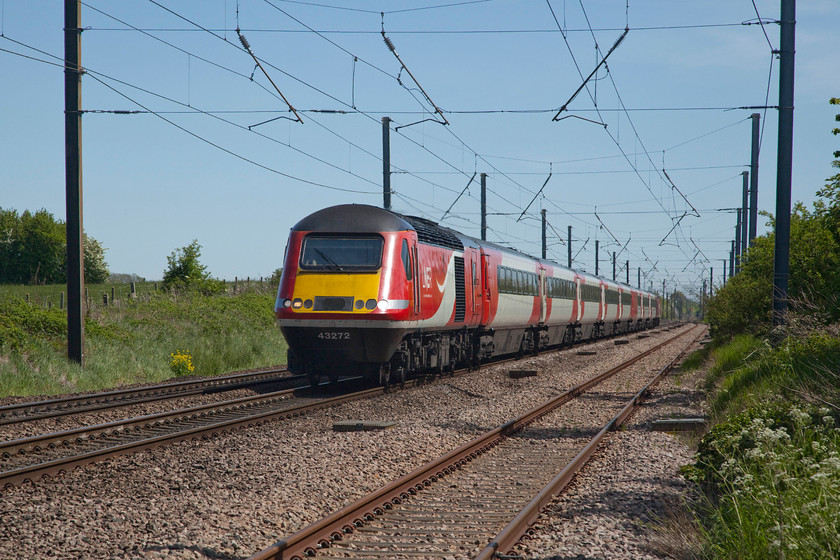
[401,239,412,281]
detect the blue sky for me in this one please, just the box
[2,0,838,298]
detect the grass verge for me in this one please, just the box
[0,286,287,398]
[681,328,840,559]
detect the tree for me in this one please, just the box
[18,209,65,284]
[162,239,210,290]
[84,234,110,284]
[0,208,110,285]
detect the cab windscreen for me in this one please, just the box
[299,235,384,271]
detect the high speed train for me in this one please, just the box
[275,204,660,386]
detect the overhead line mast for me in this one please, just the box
[65,0,84,366]
[772,0,795,326]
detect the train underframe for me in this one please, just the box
[283,315,660,388]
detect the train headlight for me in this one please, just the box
[292,298,303,309]
[377,299,389,311]
[355,299,364,310]
[282,299,292,308]
[365,299,376,310]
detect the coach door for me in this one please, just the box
[470,250,482,322]
[480,250,491,325]
[412,243,420,315]
[600,283,606,321]
[539,269,547,324]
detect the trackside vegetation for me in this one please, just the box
[680,101,840,559]
[0,239,286,398]
[0,285,287,397]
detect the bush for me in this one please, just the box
[686,403,840,559]
[161,239,217,292]
[707,203,840,341]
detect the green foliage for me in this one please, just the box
[83,234,110,284]
[0,288,287,397]
[707,202,840,339]
[161,239,222,293]
[268,267,283,286]
[0,298,73,352]
[686,403,840,559]
[680,346,710,372]
[0,207,109,285]
[707,333,840,419]
[671,290,699,320]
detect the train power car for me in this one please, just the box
[275,204,660,387]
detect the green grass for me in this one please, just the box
[686,403,840,559]
[680,345,711,372]
[0,281,159,308]
[683,329,840,559]
[0,284,287,398]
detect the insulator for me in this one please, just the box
[238,33,251,51]
[383,35,396,53]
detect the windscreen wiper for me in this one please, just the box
[314,249,344,271]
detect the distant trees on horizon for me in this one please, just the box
[0,207,109,285]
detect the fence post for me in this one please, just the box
[130,282,136,299]
[60,292,65,310]
[102,293,108,306]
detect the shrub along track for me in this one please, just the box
[247,324,703,560]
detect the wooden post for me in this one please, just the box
[60,292,65,310]
[102,293,108,306]
[111,286,115,303]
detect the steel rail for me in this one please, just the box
[0,378,372,489]
[475,324,704,560]
[246,323,700,560]
[0,367,295,426]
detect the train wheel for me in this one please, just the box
[394,367,406,389]
[379,364,391,392]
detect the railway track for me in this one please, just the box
[0,367,298,426]
[0,378,371,489]
[247,323,703,560]
[0,323,688,490]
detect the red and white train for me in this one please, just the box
[275,204,660,386]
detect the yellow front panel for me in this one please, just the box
[292,271,381,313]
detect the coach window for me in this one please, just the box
[401,239,412,281]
